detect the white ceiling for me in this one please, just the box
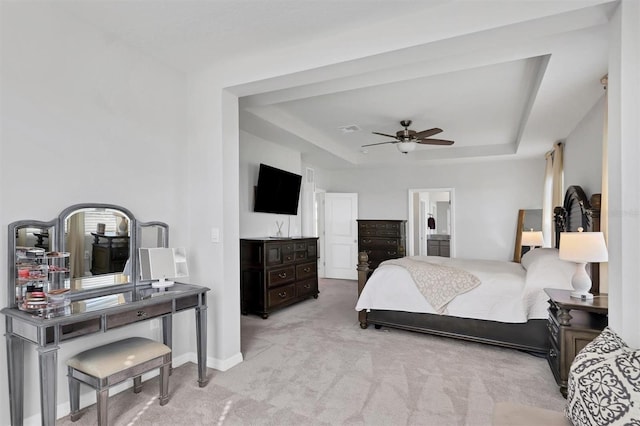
[54,0,615,169]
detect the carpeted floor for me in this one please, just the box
[57,278,566,425]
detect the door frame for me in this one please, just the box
[407,188,455,257]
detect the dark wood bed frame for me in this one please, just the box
[357,185,601,354]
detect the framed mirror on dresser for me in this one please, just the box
[2,203,209,426]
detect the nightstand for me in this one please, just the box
[544,288,608,397]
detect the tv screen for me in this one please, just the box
[254,164,302,215]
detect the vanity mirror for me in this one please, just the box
[7,203,169,309]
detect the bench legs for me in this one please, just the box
[159,364,170,406]
[68,367,170,424]
[68,375,81,422]
[97,388,109,426]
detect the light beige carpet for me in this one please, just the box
[57,278,565,425]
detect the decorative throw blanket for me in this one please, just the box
[382,258,481,314]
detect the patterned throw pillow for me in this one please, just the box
[565,327,640,426]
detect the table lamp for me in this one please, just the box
[559,227,608,300]
[521,229,544,251]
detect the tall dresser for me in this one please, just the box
[240,237,319,319]
[357,220,407,270]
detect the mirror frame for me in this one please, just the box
[7,203,169,307]
[57,203,136,280]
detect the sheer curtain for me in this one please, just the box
[542,142,564,247]
[68,212,85,280]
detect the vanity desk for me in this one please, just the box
[3,204,209,426]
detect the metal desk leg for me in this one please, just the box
[37,345,58,426]
[195,305,208,387]
[162,315,173,373]
[6,332,25,426]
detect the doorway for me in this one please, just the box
[407,188,454,256]
[321,192,358,280]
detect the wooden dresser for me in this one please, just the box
[90,233,129,275]
[240,237,319,319]
[357,220,406,270]
[544,288,608,397]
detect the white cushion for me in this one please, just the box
[67,337,171,379]
[565,327,640,425]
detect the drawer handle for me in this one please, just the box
[278,291,287,298]
[285,256,293,261]
[278,272,287,279]
[303,267,311,273]
[363,239,372,243]
[387,251,397,256]
[549,348,557,358]
[137,310,147,318]
[304,283,311,289]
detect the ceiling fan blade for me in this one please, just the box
[414,128,443,138]
[416,139,455,146]
[372,131,400,139]
[362,141,398,147]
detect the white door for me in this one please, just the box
[324,193,358,279]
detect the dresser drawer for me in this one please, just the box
[359,237,400,248]
[267,283,296,308]
[282,251,296,264]
[296,262,317,280]
[296,279,317,297]
[106,301,172,330]
[267,266,295,288]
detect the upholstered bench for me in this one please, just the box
[67,337,172,425]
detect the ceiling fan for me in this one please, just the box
[363,120,455,154]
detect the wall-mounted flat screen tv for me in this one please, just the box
[254,163,302,215]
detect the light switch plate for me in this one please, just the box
[211,228,220,243]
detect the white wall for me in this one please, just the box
[0,4,189,424]
[324,158,545,260]
[564,95,606,196]
[607,0,640,347]
[239,131,303,238]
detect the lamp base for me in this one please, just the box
[570,262,593,300]
[570,291,594,300]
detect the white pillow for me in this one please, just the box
[521,247,562,270]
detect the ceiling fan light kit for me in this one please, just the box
[363,119,455,154]
[397,142,416,153]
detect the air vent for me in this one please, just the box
[338,124,361,134]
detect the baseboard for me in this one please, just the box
[173,350,243,371]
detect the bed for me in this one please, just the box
[355,185,601,354]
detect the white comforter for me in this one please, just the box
[355,249,576,323]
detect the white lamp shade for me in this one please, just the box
[397,142,416,153]
[559,231,608,262]
[521,230,544,247]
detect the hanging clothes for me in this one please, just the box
[427,215,436,230]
